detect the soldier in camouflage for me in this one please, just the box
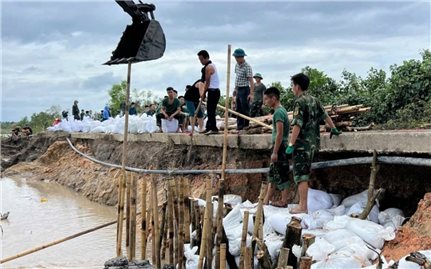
[286,73,341,214]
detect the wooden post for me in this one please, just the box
[126,172,131,247]
[243,247,252,269]
[299,256,312,269]
[193,200,202,249]
[178,179,185,269]
[116,171,126,257]
[220,243,227,269]
[251,182,267,266]
[158,202,167,264]
[140,178,147,260]
[129,173,137,260]
[301,234,315,257]
[277,248,290,267]
[256,239,272,269]
[184,179,191,244]
[151,175,160,268]
[238,211,249,269]
[197,190,211,269]
[167,181,175,265]
[206,182,214,269]
[359,150,382,220]
[116,60,132,257]
[282,217,302,269]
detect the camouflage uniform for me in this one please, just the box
[291,93,328,183]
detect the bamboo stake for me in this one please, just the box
[140,178,147,260]
[206,181,214,269]
[251,182,267,266]
[197,190,211,269]
[178,179,185,269]
[282,217,302,269]
[168,181,175,265]
[116,171,125,257]
[158,202,167,264]
[277,248,290,267]
[256,239,272,269]
[151,175,160,268]
[126,172,131,247]
[220,243,227,269]
[359,150,382,220]
[301,234,315,257]
[239,211,250,269]
[116,60,132,257]
[184,179,191,244]
[193,200,202,249]
[129,173,137,260]
[299,256,312,269]
[243,247,252,269]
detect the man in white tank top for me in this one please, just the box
[198,50,220,135]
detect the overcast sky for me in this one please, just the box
[1,0,430,122]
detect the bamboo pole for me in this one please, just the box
[256,239,272,269]
[193,200,202,249]
[243,247,252,269]
[0,212,142,264]
[116,60,132,257]
[206,181,214,269]
[197,190,211,269]
[129,173,137,260]
[220,243,227,269]
[184,179,191,244]
[359,150,382,220]
[126,172,131,247]
[178,179,185,269]
[251,182,267,266]
[277,248,290,267]
[299,256,312,269]
[168,181,175,265]
[140,178,147,260]
[158,202,167,264]
[301,234,315,257]
[202,101,272,130]
[239,211,250,269]
[151,175,160,268]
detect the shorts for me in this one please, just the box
[292,147,315,184]
[268,143,290,190]
[185,100,203,118]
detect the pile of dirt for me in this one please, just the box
[382,192,431,261]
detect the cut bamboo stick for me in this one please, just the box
[215,181,225,269]
[129,173,137,260]
[243,247,252,269]
[256,240,272,269]
[197,189,211,269]
[126,172,131,248]
[116,171,125,257]
[282,216,302,269]
[140,178,147,260]
[184,179,191,244]
[301,234,315,257]
[238,211,249,269]
[299,256,312,269]
[151,175,160,268]
[168,180,175,265]
[158,202,167,264]
[220,243,227,269]
[277,248,290,267]
[178,179,185,269]
[251,182,268,266]
[359,150,382,220]
[206,182,214,269]
[193,200,202,249]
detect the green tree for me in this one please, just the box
[108,81,127,117]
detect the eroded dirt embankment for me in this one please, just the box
[2,132,431,260]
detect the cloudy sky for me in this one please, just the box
[1,0,430,122]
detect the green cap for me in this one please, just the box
[253,73,263,79]
[232,48,247,57]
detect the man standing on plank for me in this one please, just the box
[286,73,341,214]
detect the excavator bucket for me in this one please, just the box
[104,1,166,65]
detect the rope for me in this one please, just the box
[66,138,431,175]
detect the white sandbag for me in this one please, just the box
[267,213,291,235]
[90,126,106,133]
[341,190,368,208]
[302,209,334,230]
[184,243,199,269]
[161,119,178,133]
[222,204,243,256]
[346,217,395,249]
[328,205,346,216]
[311,255,362,269]
[306,237,336,261]
[378,208,405,230]
[346,202,380,223]
[308,188,333,212]
[329,193,342,207]
[324,215,350,230]
[223,194,242,206]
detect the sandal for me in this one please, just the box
[270,201,288,208]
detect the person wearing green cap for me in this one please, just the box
[250,72,266,117]
[286,73,341,214]
[233,48,254,132]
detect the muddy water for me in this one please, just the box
[1,177,141,268]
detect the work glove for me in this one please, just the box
[285,143,295,155]
[330,127,342,139]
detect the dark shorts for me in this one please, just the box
[185,100,203,118]
[250,101,263,117]
[268,143,290,190]
[292,147,315,184]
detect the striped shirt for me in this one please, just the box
[235,61,253,87]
